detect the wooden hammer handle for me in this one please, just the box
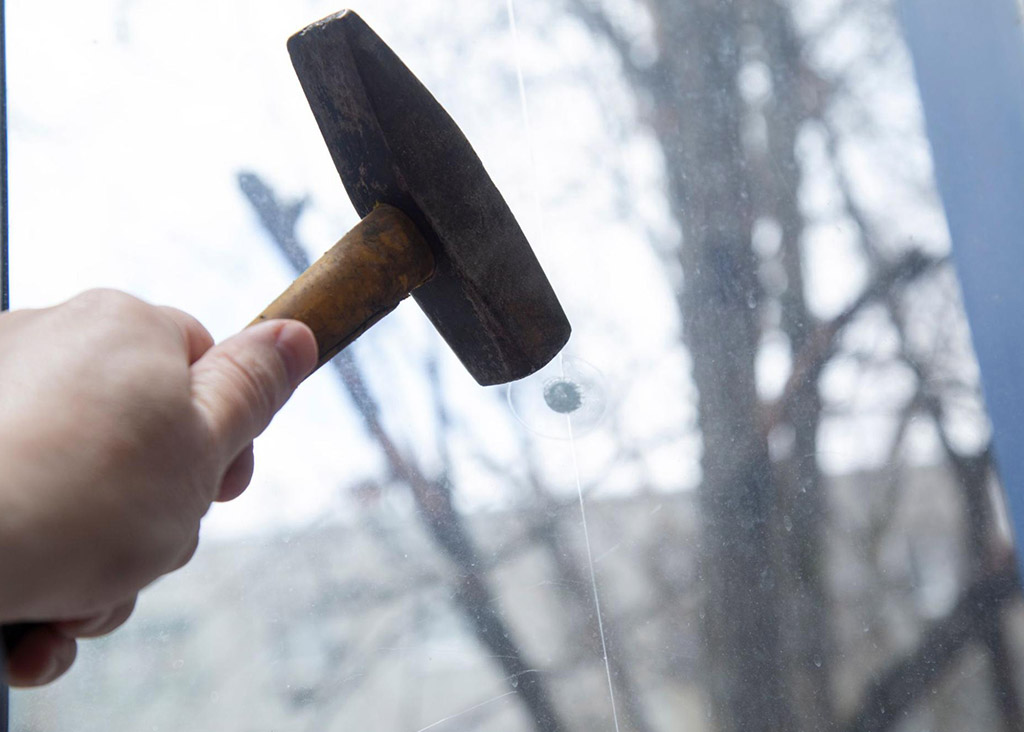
[253,204,435,369]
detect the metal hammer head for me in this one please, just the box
[287,10,571,386]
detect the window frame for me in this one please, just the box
[901,0,1024,575]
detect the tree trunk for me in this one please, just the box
[755,1,835,727]
[644,1,795,729]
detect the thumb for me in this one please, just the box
[190,319,318,459]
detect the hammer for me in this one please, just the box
[1,11,569,663]
[254,9,570,385]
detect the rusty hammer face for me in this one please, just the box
[254,10,570,386]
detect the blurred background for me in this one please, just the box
[7,0,1023,730]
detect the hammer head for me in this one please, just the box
[288,11,570,386]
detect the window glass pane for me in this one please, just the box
[8,1,1023,731]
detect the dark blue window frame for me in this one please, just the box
[902,0,1024,576]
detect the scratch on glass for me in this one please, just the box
[413,690,518,732]
[505,5,621,731]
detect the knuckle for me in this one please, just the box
[68,289,165,341]
[161,306,214,350]
[99,518,197,598]
[72,288,143,314]
[173,533,200,570]
[62,596,137,638]
[101,597,138,635]
[100,536,163,596]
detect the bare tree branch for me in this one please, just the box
[561,0,660,87]
[844,562,1020,732]
[764,250,943,430]
[238,172,568,732]
[893,307,1024,732]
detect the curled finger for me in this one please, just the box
[5,624,77,688]
[54,596,138,639]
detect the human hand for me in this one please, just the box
[0,289,317,686]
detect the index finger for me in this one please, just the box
[158,306,215,365]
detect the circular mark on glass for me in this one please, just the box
[507,355,608,439]
[543,378,584,414]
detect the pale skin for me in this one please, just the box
[0,288,319,687]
